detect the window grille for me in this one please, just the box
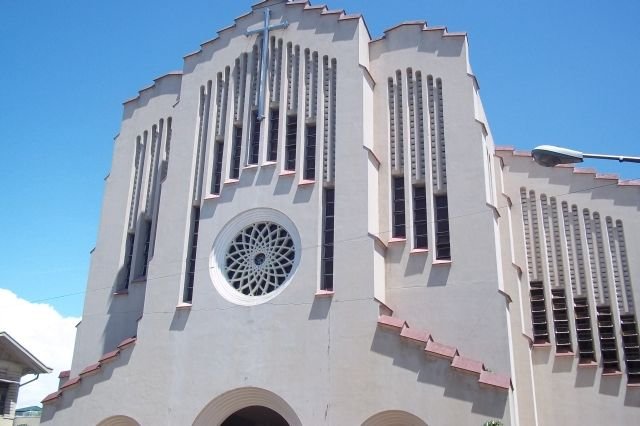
[412,184,428,249]
[128,137,145,232]
[323,56,330,182]
[139,219,153,278]
[597,305,620,372]
[329,59,337,183]
[574,297,596,364]
[551,288,572,353]
[121,233,135,290]
[284,115,297,171]
[267,109,279,162]
[248,109,261,165]
[530,280,550,344]
[212,140,224,195]
[434,194,450,260]
[161,117,172,181]
[184,207,201,303]
[391,176,406,239]
[304,125,316,180]
[321,188,335,291]
[620,314,640,383]
[230,126,243,179]
[407,69,417,180]
[395,71,404,170]
[415,71,425,179]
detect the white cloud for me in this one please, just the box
[0,288,79,408]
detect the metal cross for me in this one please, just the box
[246,8,289,121]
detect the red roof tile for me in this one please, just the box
[58,370,70,379]
[99,350,120,364]
[59,376,81,390]
[479,371,512,390]
[377,315,406,332]
[400,327,431,345]
[79,363,101,376]
[425,340,458,360]
[452,355,484,375]
[117,336,137,349]
[42,391,61,404]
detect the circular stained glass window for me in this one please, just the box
[224,222,296,296]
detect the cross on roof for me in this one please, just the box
[246,8,289,121]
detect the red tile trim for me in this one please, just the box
[99,350,120,364]
[410,248,429,254]
[577,360,598,368]
[58,370,70,379]
[117,337,137,349]
[513,151,532,157]
[315,290,334,298]
[595,173,619,180]
[383,21,427,33]
[79,363,101,376]
[338,14,361,21]
[452,355,484,375]
[479,371,512,390]
[387,237,407,244]
[59,376,81,390]
[425,340,458,360]
[494,146,515,152]
[555,351,575,358]
[299,179,315,186]
[619,179,640,186]
[377,315,406,332]
[374,298,394,316]
[573,168,597,175]
[279,170,296,176]
[400,326,431,345]
[42,391,62,404]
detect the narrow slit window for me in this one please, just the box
[285,115,297,171]
[304,125,316,180]
[574,297,596,364]
[620,314,640,383]
[434,194,450,260]
[184,207,201,303]
[230,126,243,179]
[413,185,428,249]
[248,109,261,165]
[267,108,279,162]
[139,219,153,278]
[212,140,224,195]
[597,305,620,373]
[321,188,335,291]
[551,288,572,353]
[391,176,406,239]
[530,280,550,344]
[121,233,135,290]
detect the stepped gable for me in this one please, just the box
[41,337,137,406]
[122,71,182,110]
[370,20,467,44]
[495,146,640,189]
[376,312,512,392]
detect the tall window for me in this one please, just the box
[321,188,335,291]
[412,185,428,249]
[304,125,316,180]
[248,110,260,165]
[434,194,450,259]
[140,219,152,277]
[284,115,297,171]
[121,233,135,290]
[230,126,242,179]
[212,141,224,195]
[267,109,279,162]
[391,176,406,238]
[184,207,201,303]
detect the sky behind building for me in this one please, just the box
[1,0,638,321]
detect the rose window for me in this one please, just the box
[224,221,296,296]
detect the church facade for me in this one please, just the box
[41,1,640,424]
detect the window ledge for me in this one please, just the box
[410,248,429,254]
[262,161,277,166]
[387,237,406,244]
[432,259,452,265]
[224,178,239,184]
[279,170,296,176]
[532,342,552,348]
[299,179,315,186]
[244,164,259,169]
[130,277,147,284]
[204,194,220,201]
[602,370,623,377]
[315,290,334,298]
[176,303,192,310]
[577,361,598,368]
[113,290,129,296]
[627,383,640,388]
[555,351,575,358]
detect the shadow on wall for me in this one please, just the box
[102,269,144,356]
[370,329,508,420]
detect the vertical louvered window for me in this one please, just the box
[230,126,243,179]
[248,110,261,165]
[267,109,279,162]
[620,314,640,383]
[121,233,135,290]
[321,188,335,291]
[285,115,297,171]
[597,305,620,373]
[212,141,224,195]
[530,280,550,344]
[184,207,201,303]
[434,194,450,260]
[391,176,406,238]
[139,219,153,278]
[304,125,316,180]
[551,288,572,353]
[413,185,428,249]
[574,297,596,364]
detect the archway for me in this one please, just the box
[221,405,288,426]
[96,415,141,426]
[192,387,302,426]
[362,410,428,426]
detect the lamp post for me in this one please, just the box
[532,145,640,167]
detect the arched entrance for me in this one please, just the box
[192,387,302,426]
[362,410,428,426]
[96,415,141,426]
[221,405,288,426]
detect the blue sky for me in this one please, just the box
[1,0,639,318]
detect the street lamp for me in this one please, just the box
[532,145,640,167]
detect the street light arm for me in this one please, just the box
[583,153,640,163]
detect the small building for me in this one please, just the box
[0,333,51,426]
[13,406,42,426]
